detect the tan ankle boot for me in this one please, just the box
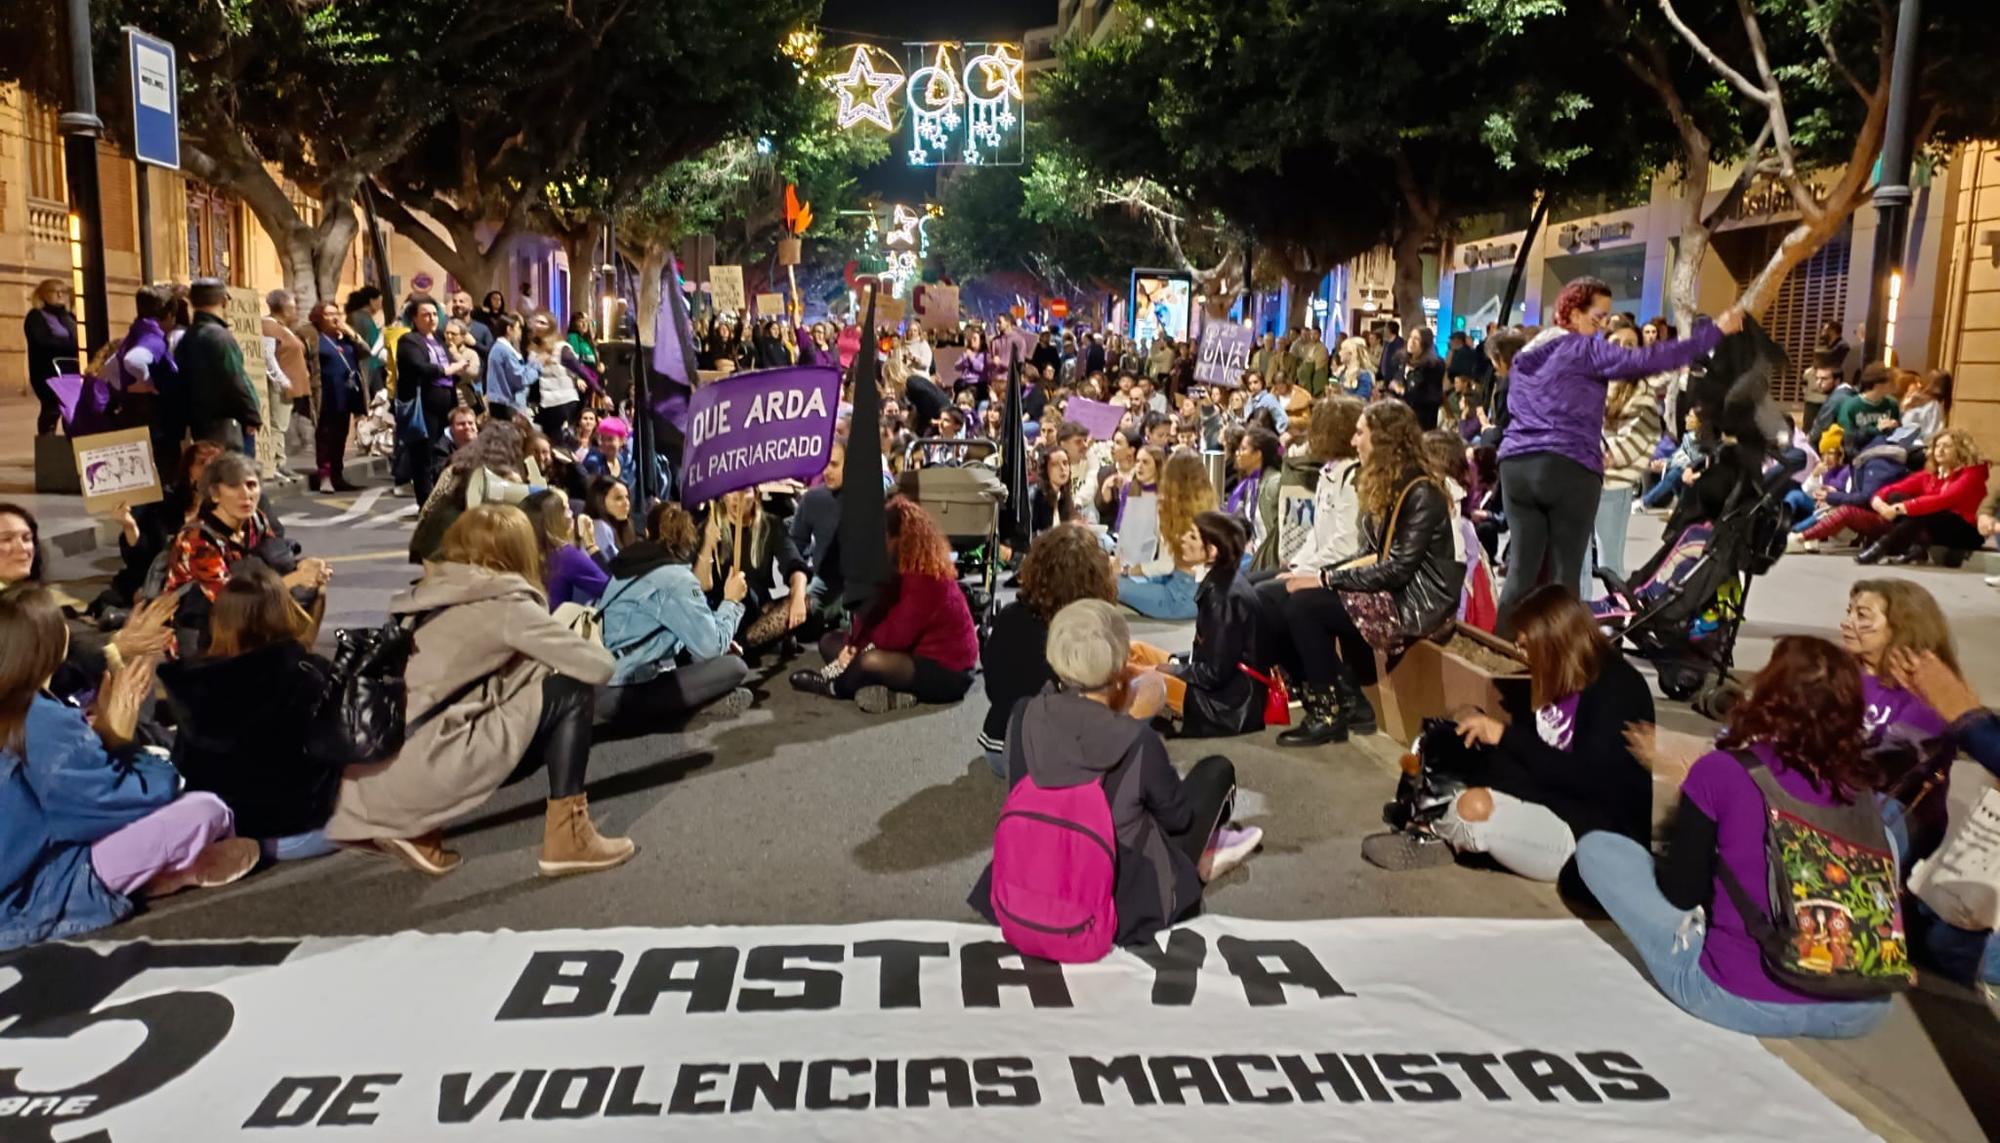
[538,794,636,877]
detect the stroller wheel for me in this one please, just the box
[1362,830,1457,872]
[1692,678,1744,722]
[1657,664,1703,702]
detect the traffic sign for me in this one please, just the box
[125,28,179,169]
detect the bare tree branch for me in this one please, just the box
[1732,0,1800,182]
[1656,0,1770,107]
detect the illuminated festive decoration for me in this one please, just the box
[827,44,904,132]
[886,203,922,247]
[962,43,1023,162]
[904,43,964,166]
[903,41,1023,167]
[872,202,937,299]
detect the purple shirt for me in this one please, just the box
[1499,323,1722,473]
[1681,743,1856,1004]
[544,544,608,610]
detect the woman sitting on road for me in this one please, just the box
[791,497,977,713]
[1135,512,1271,738]
[1839,580,1956,823]
[968,600,1262,949]
[162,451,330,647]
[1,586,259,952]
[326,505,630,879]
[696,488,811,658]
[1854,427,1989,567]
[1117,450,1218,621]
[1273,400,1463,745]
[523,489,608,609]
[595,502,754,729]
[1030,445,1082,536]
[1392,585,1653,893]
[584,475,635,566]
[158,564,342,862]
[96,440,223,614]
[1576,636,1893,1039]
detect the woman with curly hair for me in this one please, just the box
[1576,636,1894,1038]
[1274,400,1463,745]
[1116,450,1218,620]
[791,497,978,712]
[978,523,1122,774]
[1855,427,1989,567]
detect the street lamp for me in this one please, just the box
[1862,0,1921,366]
[60,0,109,354]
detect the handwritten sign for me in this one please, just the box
[914,284,960,333]
[710,265,747,314]
[1196,322,1256,387]
[755,292,787,319]
[681,365,841,504]
[72,427,163,514]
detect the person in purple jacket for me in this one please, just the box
[1495,277,1742,634]
[1577,635,1893,1038]
[522,489,608,609]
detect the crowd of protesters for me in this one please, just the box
[10,271,2000,1048]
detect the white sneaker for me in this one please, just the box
[1985,574,2000,589]
[1204,825,1264,881]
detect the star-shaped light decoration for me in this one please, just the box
[829,45,903,132]
[886,204,922,248]
[972,43,1024,101]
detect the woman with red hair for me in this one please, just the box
[1576,636,1894,1038]
[1495,276,1743,634]
[791,497,978,712]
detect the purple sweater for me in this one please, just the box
[544,544,608,610]
[1500,322,1723,473]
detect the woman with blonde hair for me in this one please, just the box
[1116,450,1219,620]
[23,278,78,435]
[326,504,630,878]
[1275,400,1464,744]
[1855,427,1989,567]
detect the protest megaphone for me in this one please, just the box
[467,468,537,509]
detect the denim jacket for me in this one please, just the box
[1,695,182,950]
[597,562,745,685]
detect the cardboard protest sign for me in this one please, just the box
[914,284,959,333]
[931,345,964,385]
[1065,396,1127,440]
[1196,322,1256,386]
[874,293,907,326]
[755,292,788,319]
[710,266,747,314]
[72,426,163,514]
[681,364,841,505]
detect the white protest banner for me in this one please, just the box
[0,917,1874,1141]
[1195,322,1256,386]
[710,266,747,315]
[71,427,163,514]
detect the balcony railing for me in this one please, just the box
[27,196,69,246]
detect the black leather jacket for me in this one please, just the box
[1320,474,1463,640]
[1180,569,1266,737]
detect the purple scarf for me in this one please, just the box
[1225,470,1263,516]
[112,317,174,393]
[420,334,453,386]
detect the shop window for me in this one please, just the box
[24,94,65,202]
[1718,222,1852,407]
[185,182,248,286]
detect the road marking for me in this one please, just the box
[280,487,387,527]
[356,503,418,528]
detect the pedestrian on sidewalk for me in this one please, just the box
[310,301,366,492]
[261,290,314,484]
[174,279,263,455]
[22,279,77,436]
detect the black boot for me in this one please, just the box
[789,668,837,697]
[1855,541,1889,565]
[1276,682,1347,747]
[1330,667,1378,737]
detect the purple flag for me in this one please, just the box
[679,364,841,505]
[650,254,701,430]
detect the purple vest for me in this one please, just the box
[112,317,175,394]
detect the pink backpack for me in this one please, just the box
[990,777,1118,963]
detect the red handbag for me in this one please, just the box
[1240,664,1290,727]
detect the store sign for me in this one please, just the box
[0,918,1874,1142]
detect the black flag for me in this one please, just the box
[999,344,1031,548]
[839,285,890,611]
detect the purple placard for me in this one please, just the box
[1195,322,1256,386]
[1065,395,1126,440]
[681,364,841,504]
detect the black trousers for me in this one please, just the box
[1280,584,1377,687]
[421,384,457,444]
[31,371,61,434]
[502,674,595,799]
[594,655,749,728]
[1168,755,1238,868]
[1497,451,1602,636]
[1880,511,1986,555]
[816,632,974,703]
[316,404,352,480]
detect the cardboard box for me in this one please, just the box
[1368,622,1531,747]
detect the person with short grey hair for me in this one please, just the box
[969,599,1262,947]
[262,289,312,483]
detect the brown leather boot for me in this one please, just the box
[538,795,636,877]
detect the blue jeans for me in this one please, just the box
[1641,463,1685,508]
[1583,484,1636,598]
[263,828,336,862]
[1783,487,1815,525]
[1575,832,1892,1038]
[1118,570,1198,620]
[984,749,1007,779]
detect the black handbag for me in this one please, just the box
[306,608,478,769]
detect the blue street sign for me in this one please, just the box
[125,28,179,169]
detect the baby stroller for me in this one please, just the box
[1589,458,1793,720]
[900,437,1006,637]
[1361,718,1481,871]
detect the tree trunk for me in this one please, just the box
[1391,224,1427,333]
[1737,205,1861,316]
[1284,266,1323,332]
[559,218,605,325]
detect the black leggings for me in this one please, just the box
[1497,451,1602,636]
[502,674,595,799]
[1168,755,1239,868]
[593,655,749,728]
[815,633,974,703]
[1280,585,1377,687]
[1879,511,1985,555]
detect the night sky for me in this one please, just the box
[817,0,1057,203]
